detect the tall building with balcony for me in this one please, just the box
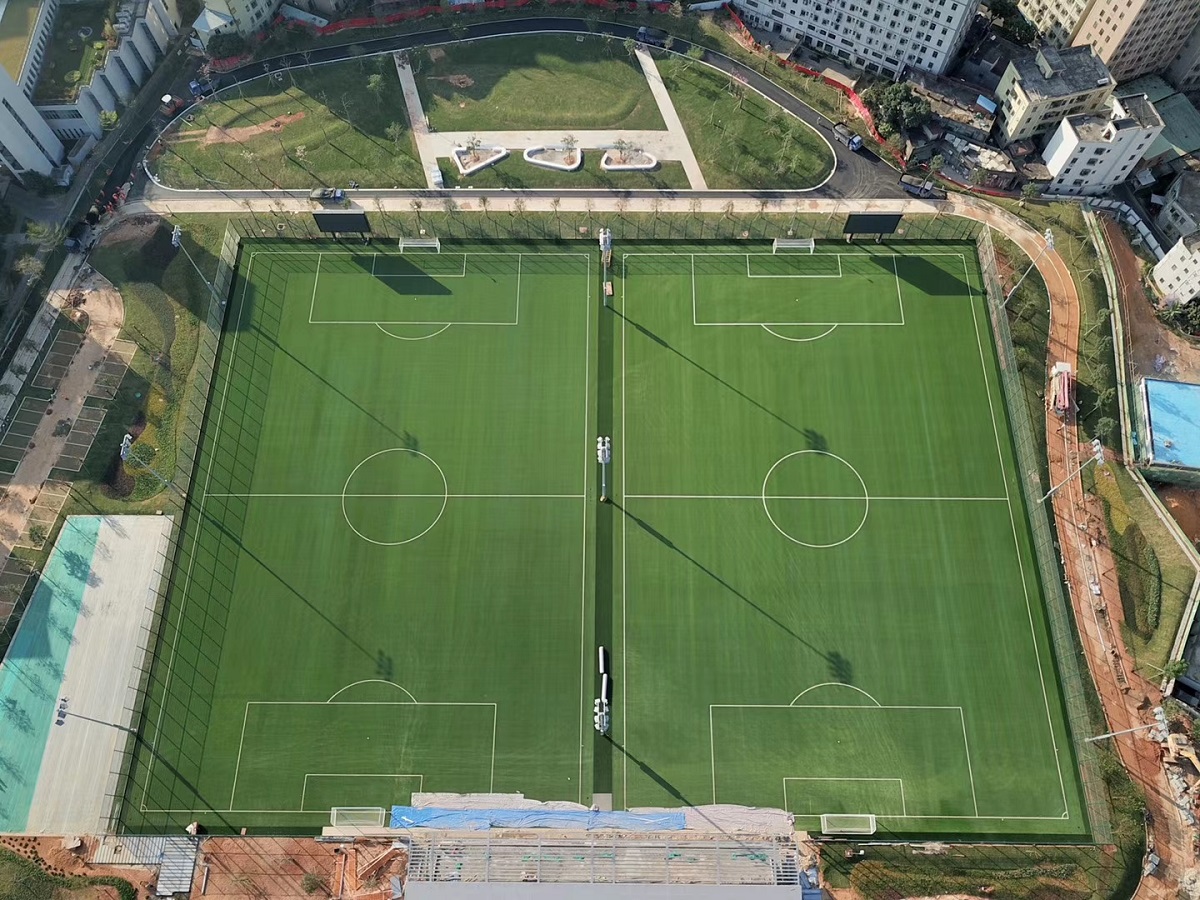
[1018,0,1200,83]
[732,0,979,77]
[1042,93,1163,195]
[994,46,1114,146]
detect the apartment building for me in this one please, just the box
[1042,93,1163,195]
[1157,172,1200,243]
[0,0,177,181]
[732,0,978,77]
[192,0,284,47]
[1168,21,1200,96]
[994,45,1113,145]
[1154,233,1200,305]
[1018,0,1200,83]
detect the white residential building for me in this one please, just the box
[1154,233,1200,305]
[1019,0,1200,83]
[193,0,284,46]
[1042,94,1163,196]
[994,46,1113,146]
[1157,171,1200,244]
[732,0,979,77]
[0,0,178,182]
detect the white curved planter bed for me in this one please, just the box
[601,149,658,171]
[524,146,583,171]
[453,146,508,176]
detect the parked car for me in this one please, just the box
[309,187,346,203]
[636,26,668,47]
[899,174,947,199]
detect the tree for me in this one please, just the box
[1094,416,1117,443]
[206,31,246,59]
[99,110,119,131]
[28,524,47,545]
[479,196,489,215]
[1092,386,1116,414]
[14,255,44,283]
[1000,14,1039,45]
[561,133,578,165]
[860,82,931,137]
[613,138,632,164]
[1162,659,1191,681]
[464,135,482,162]
[367,73,385,98]
[669,0,683,17]
[623,37,637,59]
[512,197,527,217]
[448,19,468,40]
[969,168,989,187]
[301,873,325,894]
[385,121,406,149]
[1021,181,1042,200]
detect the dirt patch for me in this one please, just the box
[1159,485,1200,547]
[1102,215,1200,384]
[202,111,306,146]
[0,836,156,899]
[97,215,158,250]
[427,73,474,89]
[194,836,406,899]
[427,46,445,62]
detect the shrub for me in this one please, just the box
[301,872,326,894]
[65,70,81,84]
[1143,540,1162,630]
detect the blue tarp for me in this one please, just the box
[390,806,687,831]
[1146,378,1200,469]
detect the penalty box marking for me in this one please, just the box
[300,773,424,812]
[240,250,588,327]
[783,777,907,817]
[227,700,498,813]
[709,703,980,819]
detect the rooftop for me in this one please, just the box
[1144,378,1200,470]
[1117,93,1163,130]
[1169,171,1200,215]
[1009,44,1113,100]
[0,0,45,81]
[1118,83,1200,164]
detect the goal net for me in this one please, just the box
[820,813,877,835]
[399,237,441,252]
[773,238,815,254]
[330,807,387,827]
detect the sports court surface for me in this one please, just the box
[119,239,1089,839]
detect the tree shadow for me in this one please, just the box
[61,549,101,588]
[802,429,827,452]
[0,697,34,735]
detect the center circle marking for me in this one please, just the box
[342,448,448,545]
[761,450,869,548]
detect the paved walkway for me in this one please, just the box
[390,48,707,189]
[634,47,706,189]
[0,268,125,574]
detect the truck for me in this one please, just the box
[899,174,946,199]
[831,122,864,152]
[309,187,346,204]
[158,94,185,118]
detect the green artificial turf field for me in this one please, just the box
[120,238,1089,840]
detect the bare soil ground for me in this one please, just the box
[203,112,307,146]
[0,835,156,898]
[1160,486,1200,546]
[98,215,159,247]
[427,74,474,88]
[193,836,406,900]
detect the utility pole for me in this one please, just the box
[597,436,612,503]
[1004,228,1055,307]
[1041,438,1105,503]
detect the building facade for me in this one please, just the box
[1154,233,1200,305]
[1018,0,1200,83]
[1157,171,1200,243]
[732,0,978,77]
[1042,94,1163,195]
[193,0,283,45]
[0,65,64,176]
[994,46,1113,146]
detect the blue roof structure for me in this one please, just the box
[1145,378,1200,469]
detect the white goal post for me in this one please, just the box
[773,237,815,254]
[820,813,877,835]
[399,237,442,252]
[330,807,387,827]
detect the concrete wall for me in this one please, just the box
[0,65,64,174]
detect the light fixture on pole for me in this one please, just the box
[1004,228,1055,307]
[1040,438,1104,503]
[597,436,612,503]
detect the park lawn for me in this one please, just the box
[438,153,692,190]
[150,59,425,190]
[32,1,109,102]
[413,35,665,132]
[659,58,833,190]
[0,0,41,78]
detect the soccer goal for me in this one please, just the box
[820,813,877,835]
[773,237,815,254]
[330,807,388,828]
[399,237,442,252]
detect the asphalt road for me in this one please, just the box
[138,16,905,202]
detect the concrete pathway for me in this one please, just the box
[0,268,125,573]
[390,47,706,189]
[634,47,707,190]
[394,54,441,188]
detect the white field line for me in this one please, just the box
[621,252,629,810]
[307,252,323,324]
[625,494,1008,501]
[782,776,906,817]
[142,247,258,813]
[203,492,585,499]
[893,256,905,325]
[301,773,423,813]
[575,250,592,804]
[966,259,1071,819]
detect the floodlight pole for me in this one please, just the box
[171,224,223,306]
[1040,439,1105,503]
[120,433,176,494]
[1087,707,1167,743]
[597,436,612,503]
[1004,228,1055,307]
